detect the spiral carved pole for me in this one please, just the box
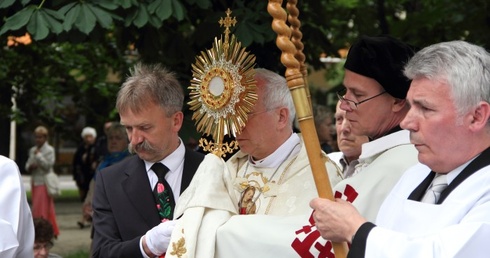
[285,1,311,107]
[267,1,348,257]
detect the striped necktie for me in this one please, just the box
[421,173,448,204]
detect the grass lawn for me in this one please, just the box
[64,250,90,258]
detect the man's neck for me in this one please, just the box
[249,133,300,168]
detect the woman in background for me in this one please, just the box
[79,122,131,229]
[26,126,60,238]
[73,127,98,228]
[72,127,98,203]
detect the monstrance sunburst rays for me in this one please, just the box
[188,9,257,158]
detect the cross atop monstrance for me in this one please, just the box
[218,8,237,47]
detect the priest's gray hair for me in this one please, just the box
[116,63,184,117]
[404,40,490,118]
[254,68,296,124]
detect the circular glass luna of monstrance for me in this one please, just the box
[188,35,257,156]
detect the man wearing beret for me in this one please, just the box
[331,35,420,222]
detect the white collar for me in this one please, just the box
[359,130,411,159]
[250,133,301,168]
[444,156,477,185]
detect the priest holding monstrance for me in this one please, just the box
[165,9,342,258]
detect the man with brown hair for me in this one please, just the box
[92,63,204,258]
[33,218,61,258]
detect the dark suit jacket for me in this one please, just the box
[91,148,205,258]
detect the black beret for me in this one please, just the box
[344,35,416,99]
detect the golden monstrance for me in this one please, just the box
[188,8,257,158]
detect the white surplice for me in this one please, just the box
[333,130,419,222]
[166,134,343,258]
[366,162,490,257]
[0,155,35,257]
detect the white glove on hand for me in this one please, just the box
[145,220,177,256]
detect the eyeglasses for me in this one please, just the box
[336,88,387,110]
[248,110,269,116]
[34,241,54,251]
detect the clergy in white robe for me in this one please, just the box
[0,155,35,257]
[332,35,418,224]
[167,134,343,258]
[333,130,418,222]
[166,68,343,258]
[310,40,490,258]
[364,160,490,258]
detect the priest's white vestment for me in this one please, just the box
[332,130,419,222]
[364,162,490,257]
[166,135,342,258]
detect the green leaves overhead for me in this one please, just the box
[0,0,16,9]
[75,4,97,34]
[0,5,36,36]
[0,0,191,39]
[0,6,63,41]
[132,4,150,28]
[26,9,51,40]
[60,2,119,34]
[149,0,172,21]
[0,2,119,39]
[171,0,185,21]
[147,0,186,22]
[87,5,115,29]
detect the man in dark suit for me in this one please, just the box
[92,63,205,258]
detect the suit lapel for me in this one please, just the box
[122,156,160,226]
[118,151,203,225]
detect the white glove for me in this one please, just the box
[145,220,177,255]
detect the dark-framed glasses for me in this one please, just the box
[336,88,387,110]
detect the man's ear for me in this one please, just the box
[172,111,184,132]
[277,107,290,129]
[392,97,407,113]
[468,101,490,131]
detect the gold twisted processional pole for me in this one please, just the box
[285,1,311,108]
[267,1,348,257]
